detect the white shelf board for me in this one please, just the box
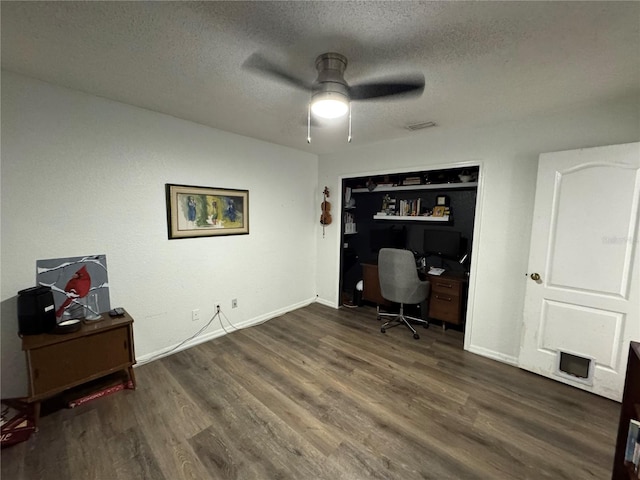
[352,182,477,193]
[373,215,450,222]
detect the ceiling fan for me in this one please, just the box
[243,52,425,142]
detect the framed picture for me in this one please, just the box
[436,195,449,206]
[37,254,110,320]
[432,205,447,217]
[165,184,249,239]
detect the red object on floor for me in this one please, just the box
[1,400,36,448]
[67,379,134,408]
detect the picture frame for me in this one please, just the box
[436,195,449,206]
[432,205,447,217]
[165,184,249,239]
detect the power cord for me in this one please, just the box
[216,304,240,334]
[144,305,228,363]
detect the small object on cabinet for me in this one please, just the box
[53,319,82,334]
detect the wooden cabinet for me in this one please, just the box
[21,311,136,423]
[361,263,391,306]
[427,272,467,326]
[612,341,640,479]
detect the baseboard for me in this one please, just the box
[136,297,317,366]
[314,296,339,309]
[467,344,519,367]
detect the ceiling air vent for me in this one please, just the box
[405,121,436,131]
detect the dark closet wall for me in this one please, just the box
[340,168,478,296]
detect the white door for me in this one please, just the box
[519,142,640,401]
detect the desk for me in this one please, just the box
[21,310,136,423]
[361,263,467,327]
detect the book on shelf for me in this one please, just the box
[402,177,421,185]
[399,198,422,216]
[625,418,640,467]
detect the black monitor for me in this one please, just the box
[423,229,461,259]
[370,226,406,254]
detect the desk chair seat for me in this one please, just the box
[377,248,430,339]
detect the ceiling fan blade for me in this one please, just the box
[242,53,312,91]
[348,74,425,101]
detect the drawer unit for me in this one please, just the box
[427,273,467,326]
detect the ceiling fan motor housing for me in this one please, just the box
[313,52,349,102]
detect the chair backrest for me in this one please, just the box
[378,248,430,305]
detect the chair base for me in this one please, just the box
[378,304,428,340]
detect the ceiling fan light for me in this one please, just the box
[311,92,349,119]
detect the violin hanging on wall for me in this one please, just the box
[320,186,332,226]
[320,186,331,238]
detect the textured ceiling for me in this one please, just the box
[2,1,639,155]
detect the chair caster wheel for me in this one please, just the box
[423,323,429,329]
[413,333,420,340]
[381,328,386,334]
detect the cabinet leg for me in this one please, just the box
[128,366,137,389]
[32,401,41,430]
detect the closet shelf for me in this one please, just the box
[373,214,450,222]
[353,182,477,193]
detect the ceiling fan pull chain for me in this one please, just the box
[347,104,352,143]
[307,103,312,143]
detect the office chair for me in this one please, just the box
[377,248,430,339]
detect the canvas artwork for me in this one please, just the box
[36,254,110,321]
[166,184,249,239]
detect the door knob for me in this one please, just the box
[530,273,541,281]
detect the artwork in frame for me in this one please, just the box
[432,206,447,217]
[36,254,110,320]
[166,184,249,239]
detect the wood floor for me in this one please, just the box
[2,303,621,479]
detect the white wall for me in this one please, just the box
[1,71,319,397]
[315,96,639,364]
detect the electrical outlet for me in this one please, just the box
[232,298,238,309]
[192,309,200,322]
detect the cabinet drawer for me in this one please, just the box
[430,278,462,295]
[429,293,462,324]
[29,326,132,397]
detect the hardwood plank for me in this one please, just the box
[121,360,214,480]
[107,426,167,480]
[63,409,118,479]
